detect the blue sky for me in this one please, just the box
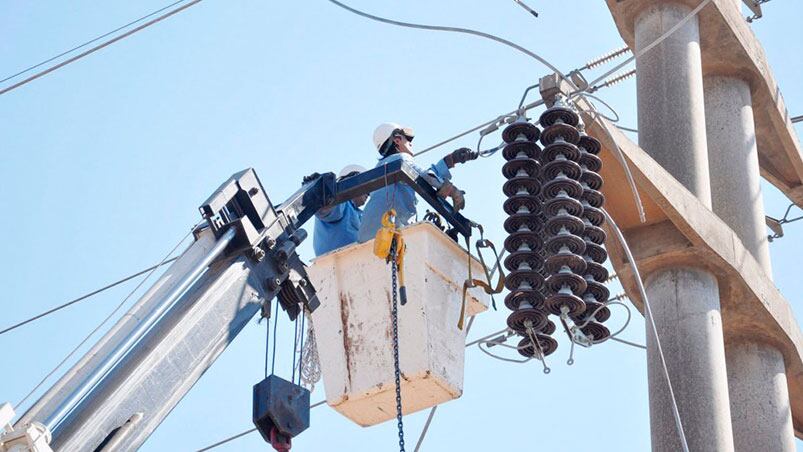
[1,1,802,450]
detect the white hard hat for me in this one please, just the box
[338,164,367,180]
[373,122,414,150]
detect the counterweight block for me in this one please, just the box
[253,375,311,443]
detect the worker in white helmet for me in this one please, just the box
[312,165,369,256]
[357,123,477,243]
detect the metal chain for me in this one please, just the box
[390,244,406,452]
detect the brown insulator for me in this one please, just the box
[540,122,580,146]
[504,213,542,234]
[541,319,557,335]
[517,334,559,358]
[544,194,584,218]
[539,105,580,128]
[502,119,541,143]
[579,151,603,172]
[542,176,584,200]
[577,297,611,323]
[502,140,541,160]
[504,230,544,253]
[578,134,602,155]
[579,169,603,190]
[584,260,609,282]
[502,157,540,178]
[581,187,605,208]
[542,157,582,181]
[581,202,605,226]
[505,270,545,291]
[504,251,544,273]
[545,211,585,236]
[581,322,611,342]
[584,279,610,303]
[504,290,545,311]
[541,139,581,163]
[545,287,586,316]
[544,247,587,274]
[502,176,541,197]
[503,194,541,215]
[583,241,608,264]
[583,223,606,245]
[507,308,549,334]
[545,230,586,255]
[545,267,587,295]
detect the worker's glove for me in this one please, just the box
[302,172,321,185]
[444,147,479,168]
[437,181,466,211]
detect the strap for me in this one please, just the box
[458,224,506,329]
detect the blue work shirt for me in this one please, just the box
[313,200,363,256]
[357,152,451,243]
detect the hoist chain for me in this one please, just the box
[390,243,406,452]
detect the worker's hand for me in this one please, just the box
[302,172,321,185]
[437,181,466,211]
[444,147,479,168]
[450,187,466,211]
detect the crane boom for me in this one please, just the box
[3,162,471,451]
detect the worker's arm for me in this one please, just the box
[401,153,451,190]
[315,203,346,223]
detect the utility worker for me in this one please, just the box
[312,165,369,256]
[357,123,477,243]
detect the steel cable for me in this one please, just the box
[324,0,567,80]
[602,208,689,452]
[0,257,179,337]
[0,0,202,96]
[0,0,192,85]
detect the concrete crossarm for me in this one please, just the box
[605,0,803,206]
[582,112,803,439]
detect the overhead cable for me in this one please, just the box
[792,115,803,124]
[195,401,327,451]
[602,208,689,452]
[324,0,567,81]
[0,0,202,96]
[0,257,179,337]
[14,227,195,410]
[0,0,192,85]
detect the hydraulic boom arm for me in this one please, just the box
[2,161,472,452]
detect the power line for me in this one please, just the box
[0,0,192,85]
[602,208,689,452]
[324,0,567,81]
[196,400,327,451]
[0,257,179,337]
[792,115,803,124]
[0,0,203,97]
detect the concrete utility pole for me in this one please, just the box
[634,3,735,451]
[705,72,796,450]
[604,0,803,449]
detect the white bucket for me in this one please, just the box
[308,222,491,426]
